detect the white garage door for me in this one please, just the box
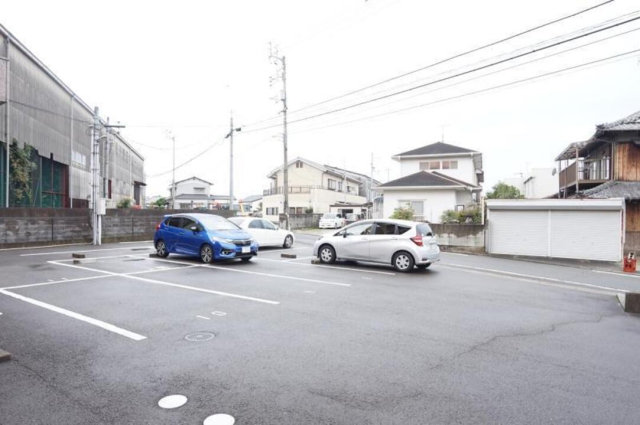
[488,208,623,262]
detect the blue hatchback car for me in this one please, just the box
[154,213,258,263]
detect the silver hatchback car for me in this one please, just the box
[312,219,440,272]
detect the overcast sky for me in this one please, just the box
[3,0,640,199]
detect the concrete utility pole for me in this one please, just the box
[370,153,375,202]
[226,114,241,212]
[3,38,10,208]
[270,46,289,229]
[167,133,175,209]
[91,107,100,245]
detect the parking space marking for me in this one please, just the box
[49,260,281,304]
[255,257,396,276]
[0,242,90,252]
[259,247,310,254]
[593,269,640,279]
[0,289,147,341]
[441,263,629,293]
[2,274,112,290]
[284,256,315,262]
[145,256,352,287]
[196,315,211,320]
[21,246,153,257]
[211,311,226,316]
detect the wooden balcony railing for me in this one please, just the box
[559,158,610,189]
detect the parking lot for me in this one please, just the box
[1,233,640,424]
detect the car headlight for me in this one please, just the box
[211,236,233,244]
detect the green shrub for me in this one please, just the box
[440,206,482,224]
[391,207,414,220]
[117,198,133,209]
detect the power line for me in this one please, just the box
[241,0,615,129]
[243,14,640,133]
[289,47,640,135]
[147,136,226,177]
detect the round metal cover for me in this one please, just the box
[184,332,215,342]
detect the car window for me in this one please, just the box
[416,223,434,237]
[322,213,337,219]
[397,225,411,235]
[345,223,373,236]
[168,217,181,228]
[249,220,263,229]
[197,215,240,230]
[181,218,196,229]
[374,223,396,235]
[262,220,277,230]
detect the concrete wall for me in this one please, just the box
[0,208,234,248]
[429,223,485,253]
[277,213,323,230]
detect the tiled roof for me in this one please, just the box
[597,110,640,133]
[377,171,478,189]
[241,194,263,203]
[577,181,640,200]
[394,142,478,157]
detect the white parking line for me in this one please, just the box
[21,246,153,257]
[441,262,629,293]
[2,274,112,290]
[593,269,640,279]
[284,256,315,262]
[146,256,352,287]
[255,257,396,276]
[196,315,210,320]
[0,242,90,252]
[0,289,147,341]
[259,247,310,254]
[49,260,281,304]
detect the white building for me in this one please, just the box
[262,158,376,222]
[168,176,235,210]
[500,168,558,199]
[376,142,483,223]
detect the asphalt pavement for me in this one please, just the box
[0,234,639,424]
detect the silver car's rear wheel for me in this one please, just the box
[200,244,213,263]
[392,251,414,272]
[319,245,336,264]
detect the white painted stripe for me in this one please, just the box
[21,246,152,257]
[0,242,90,252]
[196,315,211,320]
[284,256,315,262]
[443,252,469,257]
[593,269,640,279]
[441,263,629,293]
[256,257,395,276]
[259,247,309,254]
[2,274,111,290]
[119,240,153,244]
[0,289,147,341]
[49,260,281,305]
[146,256,352,287]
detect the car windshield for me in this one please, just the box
[322,213,337,219]
[416,223,433,237]
[195,215,240,231]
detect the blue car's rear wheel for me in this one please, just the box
[156,240,169,258]
[200,244,213,263]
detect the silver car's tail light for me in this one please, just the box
[410,235,423,247]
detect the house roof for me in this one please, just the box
[267,157,376,184]
[596,109,640,133]
[376,171,479,190]
[393,142,479,158]
[169,176,213,188]
[576,181,640,201]
[174,194,236,201]
[241,194,263,203]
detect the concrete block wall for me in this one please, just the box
[282,214,323,230]
[429,223,485,253]
[0,208,235,248]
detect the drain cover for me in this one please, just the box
[184,332,215,342]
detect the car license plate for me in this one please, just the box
[242,246,250,254]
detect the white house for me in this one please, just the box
[501,168,558,199]
[168,176,235,210]
[376,142,483,223]
[262,157,376,222]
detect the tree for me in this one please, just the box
[391,206,414,220]
[153,197,167,209]
[10,143,37,206]
[486,182,524,199]
[440,206,482,224]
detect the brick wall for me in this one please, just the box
[0,208,235,248]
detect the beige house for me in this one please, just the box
[262,158,375,222]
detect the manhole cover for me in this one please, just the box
[185,332,215,342]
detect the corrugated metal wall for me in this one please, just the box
[0,27,145,208]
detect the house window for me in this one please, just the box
[328,179,337,190]
[401,200,425,218]
[296,160,304,168]
[266,207,279,216]
[194,187,205,193]
[338,181,343,191]
[419,161,441,170]
[442,160,458,170]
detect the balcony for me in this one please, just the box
[559,158,610,190]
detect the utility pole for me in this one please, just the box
[165,132,176,209]
[225,114,241,212]
[91,107,100,245]
[270,46,289,230]
[370,153,375,202]
[3,38,10,208]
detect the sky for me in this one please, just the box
[3,0,640,199]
